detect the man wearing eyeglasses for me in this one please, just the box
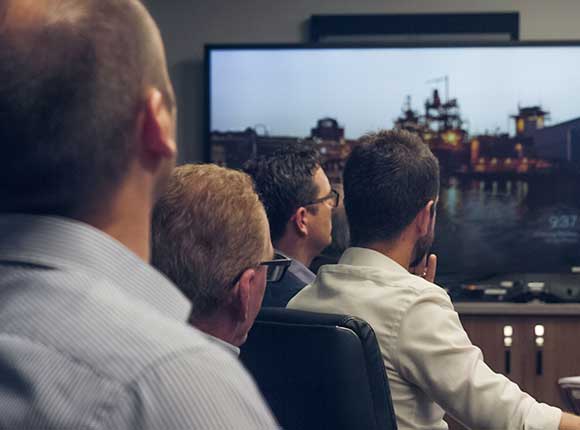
[244,144,337,307]
[151,164,291,350]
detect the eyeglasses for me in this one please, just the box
[230,253,292,286]
[304,189,340,208]
[260,253,292,283]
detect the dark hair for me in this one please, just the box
[343,129,439,246]
[0,0,173,217]
[243,143,321,242]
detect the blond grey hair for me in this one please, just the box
[152,164,269,319]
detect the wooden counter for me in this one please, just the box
[446,301,580,429]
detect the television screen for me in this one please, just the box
[206,43,580,285]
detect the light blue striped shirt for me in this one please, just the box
[0,215,278,429]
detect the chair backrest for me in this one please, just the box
[240,308,398,430]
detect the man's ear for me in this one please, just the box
[230,268,254,322]
[291,207,309,236]
[137,87,176,161]
[416,199,436,236]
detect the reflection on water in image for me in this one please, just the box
[432,174,580,284]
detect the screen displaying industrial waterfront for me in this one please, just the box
[208,45,580,282]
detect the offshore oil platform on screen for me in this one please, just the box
[211,75,580,185]
[392,75,561,178]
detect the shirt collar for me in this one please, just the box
[0,214,191,322]
[275,249,316,284]
[338,247,409,274]
[205,333,241,356]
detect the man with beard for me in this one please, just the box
[288,130,579,430]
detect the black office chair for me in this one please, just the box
[240,308,398,430]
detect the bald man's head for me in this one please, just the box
[0,0,174,216]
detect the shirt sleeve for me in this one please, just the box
[395,287,561,430]
[105,345,280,430]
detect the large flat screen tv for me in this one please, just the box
[206,42,580,286]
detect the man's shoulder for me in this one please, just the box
[274,269,305,289]
[263,269,306,307]
[404,273,450,298]
[324,262,447,294]
[0,265,214,382]
[0,266,280,429]
[288,263,450,311]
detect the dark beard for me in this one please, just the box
[410,233,434,269]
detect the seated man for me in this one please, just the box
[0,0,277,428]
[152,164,290,349]
[244,144,336,307]
[288,130,580,430]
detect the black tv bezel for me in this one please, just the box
[204,40,580,162]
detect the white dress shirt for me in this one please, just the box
[288,247,561,430]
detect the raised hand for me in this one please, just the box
[410,253,437,283]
